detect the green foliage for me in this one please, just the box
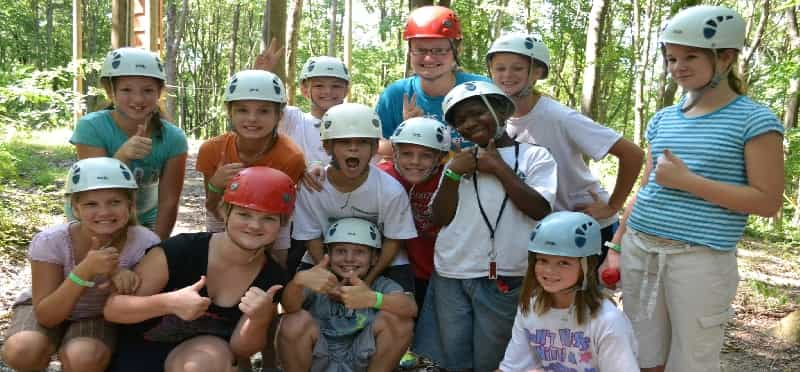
[0,129,75,260]
[746,279,792,308]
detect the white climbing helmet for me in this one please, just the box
[324,217,382,250]
[319,103,382,140]
[224,70,287,104]
[300,56,350,83]
[659,5,745,50]
[65,157,138,195]
[101,47,165,81]
[442,81,515,141]
[486,34,550,78]
[390,117,451,152]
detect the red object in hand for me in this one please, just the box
[601,268,620,286]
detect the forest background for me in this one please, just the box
[0,0,798,368]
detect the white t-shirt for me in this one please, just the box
[433,143,557,278]
[499,298,638,372]
[280,106,330,165]
[506,96,622,227]
[293,164,417,265]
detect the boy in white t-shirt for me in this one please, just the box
[486,34,643,264]
[291,103,418,292]
[414,81,557,371]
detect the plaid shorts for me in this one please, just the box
[3,302,116,352]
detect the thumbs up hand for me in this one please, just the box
[239,284,283,324]
[339,274,376,310]
[655,149,691,190]
[294,255,339,294]
[476,138,506,175]
[115,124,153,162]
[81,237,119,277]
[169,276,212,321]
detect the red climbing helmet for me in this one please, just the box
[223,167,296,216]
[403,5,462,40]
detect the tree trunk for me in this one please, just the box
[740,0,770,84]
[491,0,510,41]
[344,0,352,101]
[580,0,607,120]
[268,0,287,82]
[165,0,188,122]
[286,0,304,106]
[632,0,655,146]
[327,0,338,56]
[785,6,800,130]
[229,3,241,77]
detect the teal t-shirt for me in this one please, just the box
[69,110,188,226]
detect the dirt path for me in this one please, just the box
[1,140,798,371]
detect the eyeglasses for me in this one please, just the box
[409,47,452,56]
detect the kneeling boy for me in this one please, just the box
[278,218,418,372]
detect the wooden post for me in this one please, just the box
[73,0,84,123]
[343,0,351,101]
[112,0,131,48]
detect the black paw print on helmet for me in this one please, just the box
[229,77,239,94]
[342,65,349,75]
[155,57,164,72]
[464,82,477,91]
[574,221,594,248]
[328,223,338,237]
[703,15,735,39]
[307,61,316,72]
[323,120,333,129]
[369,225,377,241]
[273,78,282,95]
[394,123,406,137]
[119,164,131,180]
[435,125,445,143]
[71,164,81,184]
[371,118,380,128]
[525,37,535,49]
[111,52,122,69]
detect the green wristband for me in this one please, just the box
[444,168,462,182]
[604,241,622,253]
[207,182,224,194]
[373,292,383,310]
[68,272,95,288]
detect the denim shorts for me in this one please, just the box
[413,272,522,371]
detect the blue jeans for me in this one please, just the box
[413,272,522,371]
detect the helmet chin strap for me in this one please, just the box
[681,49,729,113]
[478,94,506,145]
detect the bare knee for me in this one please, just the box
[59,337,111,372]
[278,310,318,343]
[1,331,53,370]
[165,336,234,372]
[374,311,413,340]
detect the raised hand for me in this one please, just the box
[169,276,212,321]
[402,93,424,121]
[574,190,618,220]
[110,269,141,294]
[294,254,339,294]
[239,285,283,324]
[115,124,152,162]
[655,149,691,190]
[476,139,507,175]
[208,151,244,193]
[253,37,285,72]
[448,145,477,177]
[81,237,120,277]
[338,274,377,310]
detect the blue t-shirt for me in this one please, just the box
[70,110,188,226]
[628,96,783,250]
[375,71,490,149]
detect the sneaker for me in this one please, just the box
[399,350,418,369]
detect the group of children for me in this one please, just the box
[0,4,785,372]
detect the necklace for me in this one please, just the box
[236,135,273,166]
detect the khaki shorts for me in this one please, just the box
[621,229,738,372]
[3,303,116,352]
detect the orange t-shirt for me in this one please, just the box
[196,132,306,183]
